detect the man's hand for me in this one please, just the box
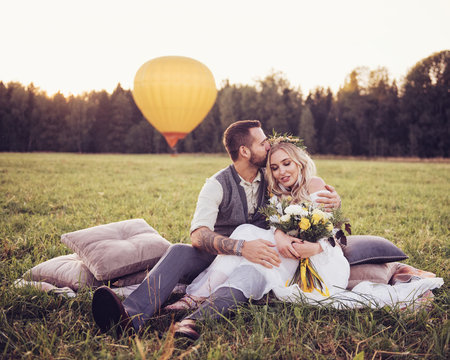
[314,184,341,211]
[274,229,301,259]
[191,227,280,268]
[241,239,281,268]
[292,241,323,259]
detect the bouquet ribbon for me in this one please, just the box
[297,258,330,297]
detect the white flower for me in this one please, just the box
[280,214,291,222]
[276,202,283,215]
[312,208,323,214]
[269,196,278,205]
[269,215,280,224]
[285,204,308,217]
[314,208,333,219]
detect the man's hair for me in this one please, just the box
[223,120,262,161]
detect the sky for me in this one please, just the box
[1,0,449,96]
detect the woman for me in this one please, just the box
[167,140,350,309]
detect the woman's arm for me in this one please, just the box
[314,184,341,210]
[307,177,341,210]
[275,229,323,259]
[274,229,301,259]
[292,241,323,258]
[274,228,324,259]
[307,176,327,194]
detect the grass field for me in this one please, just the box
[1,153,449,359]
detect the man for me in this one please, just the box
[92,120,340,338]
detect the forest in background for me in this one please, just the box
[0,50,448,157]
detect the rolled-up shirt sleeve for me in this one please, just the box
[190,177,223,234]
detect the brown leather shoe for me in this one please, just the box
[92,286,134,337]
[174,319,200,341]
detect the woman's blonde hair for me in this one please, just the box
[266,142,316,203]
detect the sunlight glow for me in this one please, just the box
[0,0,448,96]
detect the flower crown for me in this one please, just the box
[267,130,307,150]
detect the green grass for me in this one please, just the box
[1,153,449,359]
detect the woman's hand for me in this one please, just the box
[292,241,323,259]
[274,229,302,259]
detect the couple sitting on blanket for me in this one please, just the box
[91,119,431,340]
[92,119,343,339]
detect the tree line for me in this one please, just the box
[1,50,448,157]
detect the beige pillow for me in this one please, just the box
[23,253,103,291]
[347,262,399,290]
[61,219,171,281]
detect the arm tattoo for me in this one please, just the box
[197,228,237,255]
[217,237,236,255]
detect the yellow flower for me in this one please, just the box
[299,218,311,230]
[326,222,334,231]
[311,213,323,225]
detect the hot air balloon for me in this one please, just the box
[132,56,217,149]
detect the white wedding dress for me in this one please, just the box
[187,191,444,309]
[187,191,351,304]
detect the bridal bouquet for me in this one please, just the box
[260,195,351,295]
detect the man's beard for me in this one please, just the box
[249,151,268,168]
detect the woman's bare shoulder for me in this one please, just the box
[307,176,327,194]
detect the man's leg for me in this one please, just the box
[93,243,215,333]
[124,243,216,329]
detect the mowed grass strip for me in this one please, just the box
[1,153,448,359]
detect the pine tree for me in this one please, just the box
[298,106,317,153]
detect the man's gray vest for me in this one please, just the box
[214,165,269,237]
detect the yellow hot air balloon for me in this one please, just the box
[132,56,217,148]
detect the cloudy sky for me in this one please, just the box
[1,0,448,96]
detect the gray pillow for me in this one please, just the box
[61,219,171,281]
[23,253,103,291]
[112,269,149,287]
[342,235,408,265]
